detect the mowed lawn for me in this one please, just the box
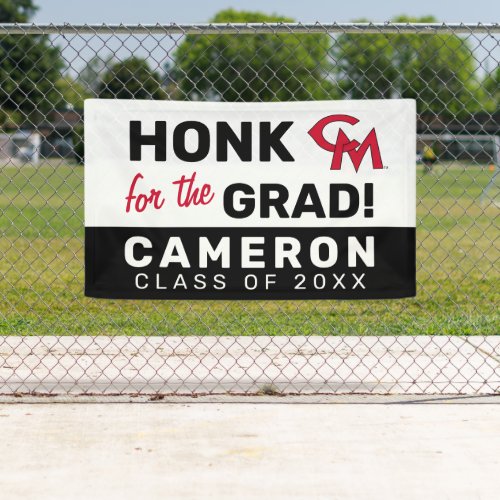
[0,161,498,335]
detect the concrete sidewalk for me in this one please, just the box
[1,336,499,395]
[0,402,498,499]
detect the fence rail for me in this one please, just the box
[0,22,498,397]
[0,22,499,35]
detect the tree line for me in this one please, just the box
[1,1,498,130]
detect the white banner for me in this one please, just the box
[85,100,415,228]
[85,99,416,299]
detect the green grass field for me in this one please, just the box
[0,161,498,335]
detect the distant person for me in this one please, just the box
[422,145,437,174]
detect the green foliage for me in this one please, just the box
[0,0,36,22]
[54,78,91,164]
[173,9,337,101]
[483,67,500,112]
[333,16,481,116]
[0,36,64,126]
[334,19,397,100]
[55,77,91,111]
[78,55,115,94]
[98,57,165,100]
[0,0,65,126]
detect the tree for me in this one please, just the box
[98,57,165,99]
[334,19,397,100]
[55,77,91,165]
[0,0,35,21]
[173,9,337,101]
[55,76,91,111]
[78,55,115,94]
[333,16,481,117]
[483,67,500,113]
[0,0,65,126]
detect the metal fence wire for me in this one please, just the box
[0,23,499,396]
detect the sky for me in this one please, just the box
[29,0,500,78]
[32,0,500,24]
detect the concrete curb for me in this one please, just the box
[1,335,499,396]
[0,394,499,404]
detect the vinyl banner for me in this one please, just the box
[84,99,416,299]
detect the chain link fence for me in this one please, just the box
[0,23,499,396]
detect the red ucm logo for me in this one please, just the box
[308,114,383,172]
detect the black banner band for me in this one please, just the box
[85,227,415,300]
